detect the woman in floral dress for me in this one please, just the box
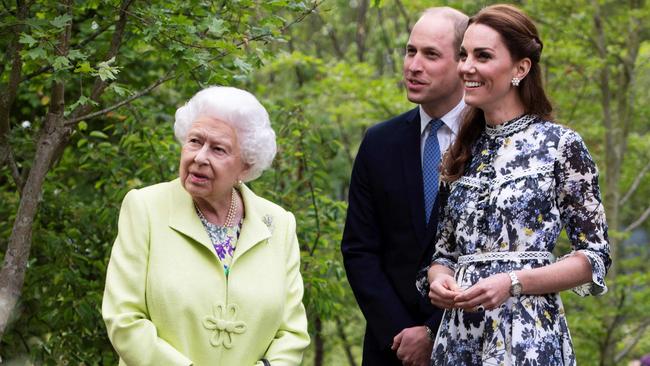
[416,5,611,365]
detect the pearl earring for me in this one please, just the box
[511,77,521,87]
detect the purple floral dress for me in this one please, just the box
[416,115,611,365]
[196,209,242,277]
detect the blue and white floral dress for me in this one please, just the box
[416,115,611,366]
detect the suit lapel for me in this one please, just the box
[400,108,427,247]
[424,197,440,247]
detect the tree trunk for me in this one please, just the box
[336,316,358,366]
[0,0,73,341]
[0,1,28,170]
[0,112,71,340]
[591,1,647,364]
[313,316,324,366]
[355,0,369,63]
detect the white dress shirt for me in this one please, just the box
[419,100,466,164]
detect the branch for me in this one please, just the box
[612,13,642,180]
[88,0,134,100]
[376,7,397,74]
[565,71,590,123]
[307,177,322,258]
[64,67,175,125]
[65,1,323,126]
[600,290,627,355]
[620,160,650,205]
[394,0,411,35]
[0,0,13,16]
[0,0,28,161]
[21,21,114,83]
[614,319,650,363]
[7,149,24,194]
[355,0,369,62]
[334,115,354,167]
[315,12,345,60]
[66,0,135,125]
[126,103,167,181]
[624,205,650,232]
[335,316,358,366]
[0,0,68,343]
[47,0,72,119]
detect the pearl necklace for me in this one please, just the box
[223,188,238,227]
[195,188,238,227]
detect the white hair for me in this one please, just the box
[174,86,277,182]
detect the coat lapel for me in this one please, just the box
[168,180,272,261]
[168,179,213,252]
[232,184,272,263]
[400,108,427,247]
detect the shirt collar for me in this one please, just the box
[419,99,466,135]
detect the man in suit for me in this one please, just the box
[341,7,468,366]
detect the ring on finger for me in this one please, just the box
[476,304,485,312]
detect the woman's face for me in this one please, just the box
[457,23,522,115]
[179,116,248,203]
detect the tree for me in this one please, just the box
[261,1,650,364]
[2,0,648,364]
[527,1,650,364]
[0,0,317,360]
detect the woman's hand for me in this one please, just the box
[453,273,511,311]
[428,268,462,309]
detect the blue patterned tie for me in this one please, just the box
[423,119,444,225]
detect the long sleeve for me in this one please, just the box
[555,130,611,296]
[102,190,192,365]
[341,135,417,349]
[262,212,310,365]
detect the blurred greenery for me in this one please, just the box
[1,0,649,365]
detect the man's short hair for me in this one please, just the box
[421,7,469,60]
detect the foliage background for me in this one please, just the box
[1,0,649,365]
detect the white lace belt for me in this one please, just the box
[458,251,555,265]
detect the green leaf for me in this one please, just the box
[25,47,47,60]
[74,61,95,74]
[67,49,87,61]
[19,33,37,47]
[207,18,225,36]
[50,14,72,28]
[89,131,109,139]
[108,83,130,97]
[67,96,98,115]
[233,57,252,74]
[94,57,120,81]
[52,56,71,71]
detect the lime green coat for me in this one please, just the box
[102,179,310,365]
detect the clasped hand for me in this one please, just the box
[428,273,511,311]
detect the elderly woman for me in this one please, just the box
[102,86,310,365]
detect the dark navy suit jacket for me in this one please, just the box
[341,108,444,365]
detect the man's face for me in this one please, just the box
[403,14,463,113]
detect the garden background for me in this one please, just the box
[1,0,649,365]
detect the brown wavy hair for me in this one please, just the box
[442,4,553,182]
